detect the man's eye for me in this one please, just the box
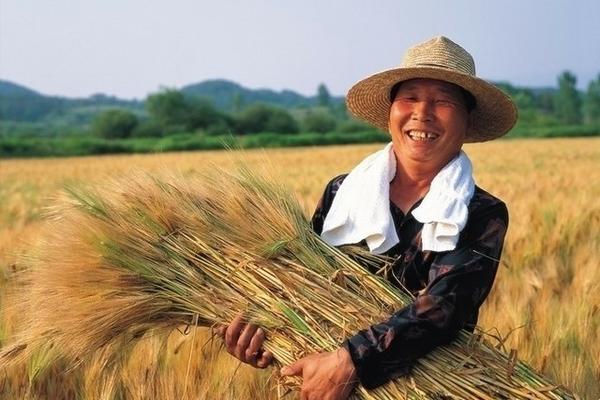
[435,99,454,106]
[400,96,417,102]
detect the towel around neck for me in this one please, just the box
[320,143,475,254]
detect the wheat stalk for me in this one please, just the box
[0,166,576,399]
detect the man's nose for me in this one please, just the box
[411,100,434,121]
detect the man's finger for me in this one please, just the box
[224,314,245,350]
[256,349,273,369]
[236,323,258,361]
[246,327,265,357]
[280,358,304,376]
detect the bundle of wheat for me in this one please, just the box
[0,166,575,399]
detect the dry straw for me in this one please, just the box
[0,165,576,399]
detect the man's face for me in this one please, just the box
[389,78,471,169]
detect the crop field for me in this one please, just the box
[0,138,598,399]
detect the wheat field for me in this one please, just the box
[0,138,598,399]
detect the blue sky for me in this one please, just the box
[0,0,598,99]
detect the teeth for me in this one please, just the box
[407,130,439,141]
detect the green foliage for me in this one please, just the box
[236,104,299,134]
[145,88,232,134]
[232,92,245,113]
[0,80,143,123]
[0,131,390,157]
[3,73,600,157]
[91,109,139,139]
[187,97,232,131]
[0,136,129,157]
[554,71,582,124]
[262,110,298,134]
[145,89,191,128]
[181,79,331,111]
[0,121,59,138]
[2,124,599,158]
[205,119,234,136]
[317,83,331,108]
[302,109,337,133]
[238,131,388,148]
[131,120,163,138]
[336,119,373,133]
[507,124,600,138]
[583,74,600,124]
[0,94,66,122]
[536,90,555,114]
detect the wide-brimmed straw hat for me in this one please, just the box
[346,36,518,142]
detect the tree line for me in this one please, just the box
[91,84,365,139]
[91,72,600,140]
[498,71,600,126]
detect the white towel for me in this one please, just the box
[320,143,474,254]
[411,151,475,252]
[321,143,398,254]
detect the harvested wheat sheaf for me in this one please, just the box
[0,166,576,399]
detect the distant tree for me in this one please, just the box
[205,119,233,136]
[511,90,537,124]
[91,109,138,139]
[303,109,337,133]
[236,104,299,134]
[146,89,230,133]
[232,92,245,113]
[317,83,331,108]
[535,91,555,114]
[332,100,349,119]
[512,90,535,110]
[554,71,582,124]
[146,89,191,128]
[583,73,600,124]
[336,119,373,133]
[131,120,163,138]
[265,108,299,133]
[235,104,269,134]
[187,97,229,130]
[489,82,552,124]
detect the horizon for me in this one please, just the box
[1,0,598,100]
[0,76,571,102]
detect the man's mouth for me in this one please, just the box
[406,130,440,142]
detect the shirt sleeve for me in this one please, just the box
[344,201,509,389]
[311,174,347,235]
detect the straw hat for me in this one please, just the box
[346,36,518,143]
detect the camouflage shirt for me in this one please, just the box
[311,174,509,389]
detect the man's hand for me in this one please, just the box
[280,348,358,400]
[216,314,273,369]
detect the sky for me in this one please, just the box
[0,0,598,100]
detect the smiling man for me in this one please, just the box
[220,36,517,399]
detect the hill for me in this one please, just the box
[0,79,342,123]
[0,80,42,97]
[181,79,343,111]
[0,81,143,123]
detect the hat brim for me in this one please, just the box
[346,67,518,143]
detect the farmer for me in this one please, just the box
[219,36,517,399]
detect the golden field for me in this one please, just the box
[0,138,599,399]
